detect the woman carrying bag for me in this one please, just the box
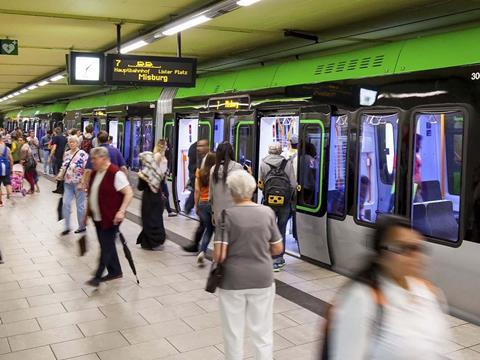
[212,170,283,360]
[136,151,167,250]
[57,136,88,235]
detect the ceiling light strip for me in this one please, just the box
[1,0,264,102]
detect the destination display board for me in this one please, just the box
[207,95,251,110]
[106,54,196,87]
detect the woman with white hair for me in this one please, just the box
[214,170,284,360]
[57,135,88,235]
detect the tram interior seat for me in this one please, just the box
[427,200,458,241]
[412,203,431,236]
[421,180,442,201]
[412,200,458,241]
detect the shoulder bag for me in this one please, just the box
[205,210,227,293]
[56,150,79,181]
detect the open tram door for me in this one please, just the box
[162,114,178,213]
[296,110,332,265]
[256,109,300,254]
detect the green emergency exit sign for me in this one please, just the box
[0,40,18,55]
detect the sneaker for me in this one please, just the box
[197,251,205,266]
[168,212,177,217]
[273,263,282,272]
[60,230,70,236]
[74,228,86,234]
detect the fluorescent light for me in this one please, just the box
[237,0,261,6]
[377,90,448,99]
[50,74,64,82]
[27,85,38,90]
[13,92,20,96]
[38,80,49,86]
[162,15,211,36]
[7,95,13,99]
[20,89,28,93]
[120,40,148,54]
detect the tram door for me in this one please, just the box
[108,118,119,148]
[163,116,177,212]
[257,113,300,254]
[124,118,132,167]
[142,116,154,152]
[229,112,257,172]
[131,118,142,171]
[296,112,332,265]
[176,115,199,213]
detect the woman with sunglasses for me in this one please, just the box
[328,215,450,359]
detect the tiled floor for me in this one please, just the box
[0,175,478,359]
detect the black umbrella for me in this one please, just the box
[118,232,140,284]
[78,235,87,256]
[57,197,63,221]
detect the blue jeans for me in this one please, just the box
[271,205,291,261]
[42,150,52,174]
[62,182,86,231]
[198,201,215,253]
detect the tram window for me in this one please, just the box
[356,113,399,223]
[199,123,211,146]
[109,120,119,148]
[236,124,254,169]
[298,124,323,209]
[214,118,224,150]
[328,115,348,217]
[411,111,464,242]
[142,118,153,152]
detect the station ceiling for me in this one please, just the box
[0,0,480,112]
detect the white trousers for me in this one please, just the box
[218,283,275,360]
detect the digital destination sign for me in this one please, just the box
[207,95,251,110]
[105,54,196,87]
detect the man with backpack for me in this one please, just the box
[81,125,94,154]
[259,142,297,271]
[0,134,13,207]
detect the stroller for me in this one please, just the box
[11,164,26,196]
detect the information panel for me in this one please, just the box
[106,54,196,87]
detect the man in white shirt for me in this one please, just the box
[85,147,133,287]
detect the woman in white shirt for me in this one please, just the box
[329,216,450,360]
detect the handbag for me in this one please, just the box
[205,210,227,293]
[56,150,79,181]
[205,262,223,293]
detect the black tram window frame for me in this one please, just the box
[296,120,328,218]
[406,105,470,248]
[327,112,350,221]
[352,108,405,229]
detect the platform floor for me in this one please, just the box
[0,176,478,359]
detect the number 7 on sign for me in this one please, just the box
[116,59,121,66]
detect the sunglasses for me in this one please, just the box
[381,243,428,255]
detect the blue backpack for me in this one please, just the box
[0,147,9,176]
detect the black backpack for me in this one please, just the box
[263,159,292,207]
